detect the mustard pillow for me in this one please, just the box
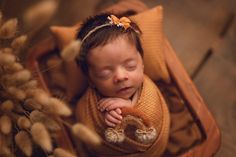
[130,6,169,82]
[50,6,170,82]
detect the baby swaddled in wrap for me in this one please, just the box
[76,75,170,157]
[64,13,170,156]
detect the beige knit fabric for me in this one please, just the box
[76,75,170,157]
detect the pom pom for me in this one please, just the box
[15,131,32,156]
[135,127,157,144]
[105,128,125,143]
[60,40,81,62]
[31,122,52,152]
[72,123,101,146]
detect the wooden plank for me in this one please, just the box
[193,54,236,157]
[164,38,221,157]
[212,18,236,63]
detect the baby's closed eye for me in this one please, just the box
[96,69,112,79]
[125,60,137,71]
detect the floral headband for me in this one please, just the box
[81,15,135,43]
[61,15,139,61]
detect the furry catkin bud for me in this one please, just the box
[7,86,26,100]
[1,100,14,112]
[15,131,33,156]
[0,146,11,156]
[23,0,58,28]
[105,128,125,143]
[0,18,17,39]
[17,116,31,129]
[2,47,13,54]
[60,40,81,62]
[0,115,12,134]
[53,148,76,157]
[31,122,52,152]
[32,89,50,105]
[0,52,16,65]
[24,98,42,110]
[4,62,23,73]
[21,80,38,89]
[46,98,72,116]
[30,110,60,132]
[11,35,28,50]
[0,134,11,156]
[11,69,31,83]
[72,123,101,146]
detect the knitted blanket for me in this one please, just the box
[76,76,170,157]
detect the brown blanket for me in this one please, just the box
[76,76,170,157]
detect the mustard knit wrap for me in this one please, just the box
[76,76,170,157]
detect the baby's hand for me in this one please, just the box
[104,108,122,127]
[98,97,132,112]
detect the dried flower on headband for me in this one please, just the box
[108,15,131,30]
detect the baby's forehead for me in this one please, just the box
[88,49,142,69]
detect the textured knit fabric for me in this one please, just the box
[76,75,170,157]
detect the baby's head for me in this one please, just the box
[76,13,144,99]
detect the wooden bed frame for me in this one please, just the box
[26,35,221,156]
[163,38,221,156]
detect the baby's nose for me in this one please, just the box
[113,68,128,83]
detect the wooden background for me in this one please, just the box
[1,0,235,156]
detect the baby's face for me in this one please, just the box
[87,36,144,99]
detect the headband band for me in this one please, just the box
[81,15,135,44]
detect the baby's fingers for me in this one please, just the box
[105,112,122,125]
[105,119,116,127]
[98,99,111,111]
[109,110,122,120]
[115,108,122,114]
